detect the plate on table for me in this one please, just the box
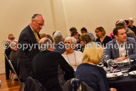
[106,72,122,80]
[129,71,136,77]
[114,59,128,63]
[114,59,134,66]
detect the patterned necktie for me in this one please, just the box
[35,33,40,42]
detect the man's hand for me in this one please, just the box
[110,88,117,91]
[114,56,127,61]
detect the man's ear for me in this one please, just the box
[114,35,118,39]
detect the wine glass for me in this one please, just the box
[107,59,114,73]
[103,55,109,62]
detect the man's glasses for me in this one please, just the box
[64,42,71,44]
[9,37,15,40]
[35,21,44,26]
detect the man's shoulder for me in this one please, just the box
[42,50,61,56]
[87,32,93,35]
[127,28,135,34]
[127,37,136,43]
[107,39,116,44]
[19,25,32,37]
[20,25,31,34]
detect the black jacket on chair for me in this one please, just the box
[24,76,46,91]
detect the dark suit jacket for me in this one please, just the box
[17,25,40,81]
[32,50,74,91]
[102,37,136,62]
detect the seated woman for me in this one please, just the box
[53,31,66,54]
[75,42,116,91]
[95,26,111,47]
[62,37,83,70]
[80,33,93,52]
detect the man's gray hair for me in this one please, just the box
[39,38,52,51]
[115,19,126,26]
[65,37,77,44]
[53,31,63,44]
[32,14,42,20]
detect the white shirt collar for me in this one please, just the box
[116,40,126,47]
[116,40,126,57]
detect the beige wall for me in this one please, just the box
[50,0,68,37]
[62,0,136,36]
[0,0,55,73]
[0,0,136,74]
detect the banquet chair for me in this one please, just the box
[4,53,24,91]
[24,76,46,91]
[63,78,94,91]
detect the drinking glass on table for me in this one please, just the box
[103,54,110,66]
[103,55,109,62]
[107,59,114,73]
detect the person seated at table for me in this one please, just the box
[53,31,66,54]
[110,19,136,40]
[128,18,136,35]
[69,27,77,35]
[71,31,81,51]
[95,26,111,47]
[71,31,80,44]
[102,26,136,62]
[5,34,15,80]
[115,19,136,40]
[75,42,116,91]
[32,38,74,91]
[70,27,81,44]
[80,33,93,52]
[62,37,83,70]
[9,40,18,73]
[80,27,95,41]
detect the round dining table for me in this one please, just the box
[108,75,136,91]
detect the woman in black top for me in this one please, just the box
[95,26,111,47]
[80,33,93,52]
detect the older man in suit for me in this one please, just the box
[102,26,136,63]
[17,14,44,81]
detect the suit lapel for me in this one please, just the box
[113,39,119,58]
[28,26,38,43]
[125,39,130,57]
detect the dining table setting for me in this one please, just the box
[102,59,136,91]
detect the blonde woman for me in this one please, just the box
[62,37,83,70]
[75,42,116,91]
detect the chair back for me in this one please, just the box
[24,76,46,91]
[63,78,94,91]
